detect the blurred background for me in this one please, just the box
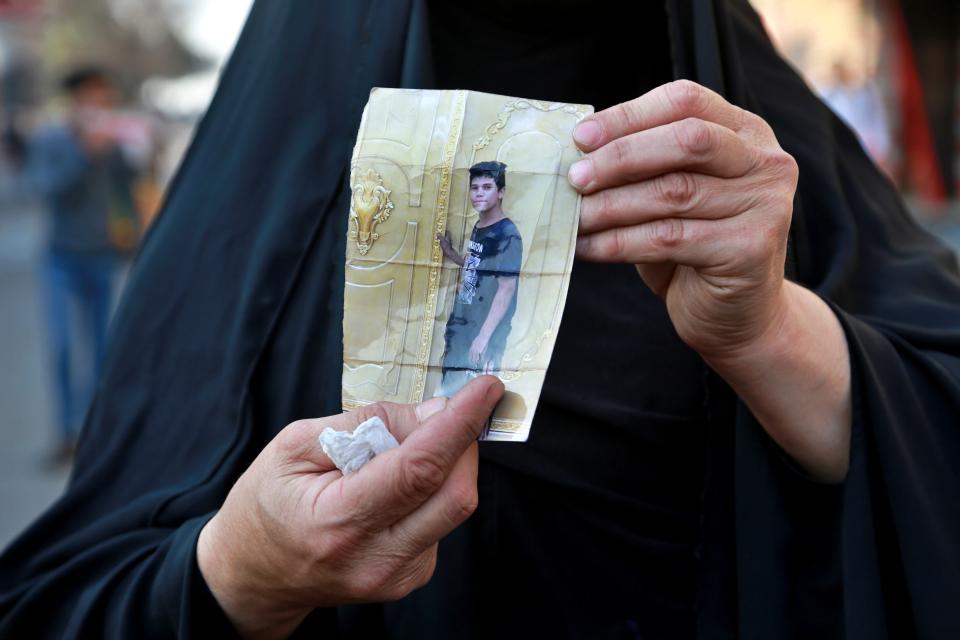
[0,0,957,549]
[0,0,251,547]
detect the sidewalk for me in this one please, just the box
[0,204,70,551]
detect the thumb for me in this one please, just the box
[337,375,504,527]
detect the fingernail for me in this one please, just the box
[568,158,594,189]
[415,396,447,423]
[573,120,601,147]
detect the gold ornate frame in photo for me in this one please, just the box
[342,88,592,442]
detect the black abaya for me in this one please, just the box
[2,1,959,638]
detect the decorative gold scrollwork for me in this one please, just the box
[349,168,394,255]
[473,100,587,151]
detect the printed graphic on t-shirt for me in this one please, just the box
[458,239,484,304]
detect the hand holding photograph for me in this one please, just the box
[342,88,592,441]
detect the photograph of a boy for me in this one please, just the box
[436,161,523,396]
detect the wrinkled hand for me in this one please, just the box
[197,376,504,639]
[570,80,799,362]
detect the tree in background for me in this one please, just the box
[38,0,205,106]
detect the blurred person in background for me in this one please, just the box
[26,66,140,465]
[820,59,892,172]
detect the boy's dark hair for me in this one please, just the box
[469,161,507,190]
[60,66,111,95]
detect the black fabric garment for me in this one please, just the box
[2,2,960,639]
[422,2,708,637]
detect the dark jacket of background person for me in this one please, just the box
[28,123,137,257]
[27,121,139,443]
[1,1,959,638]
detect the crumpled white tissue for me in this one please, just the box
[319,416,400,474]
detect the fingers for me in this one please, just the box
[338,375,503,530]
[384,441,479,555]
[277,391,452,470]
[569,118,756,194]
[578,172,761,234]
[576,215,759,267]
[277,402,402,471]
[572,80,767,153]
[565,81,799,272]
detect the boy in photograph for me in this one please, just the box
[436,161,522,395]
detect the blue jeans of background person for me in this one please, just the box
[42,251,114,442]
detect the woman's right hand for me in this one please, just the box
[197,376,504,639]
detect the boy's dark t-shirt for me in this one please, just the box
[443,217,522,371]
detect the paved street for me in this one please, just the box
[0,203,70,552]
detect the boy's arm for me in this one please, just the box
[437,232,464,266]
[468,277,517,365]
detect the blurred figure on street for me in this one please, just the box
[821,59,892,173]
[26,66,140,465]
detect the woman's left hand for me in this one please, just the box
[570,79,798,362]
[570,80,851,482]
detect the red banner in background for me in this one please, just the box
[887,0,948,203]
[0,0,41,18]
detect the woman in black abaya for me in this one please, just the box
[2,1,959,638]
